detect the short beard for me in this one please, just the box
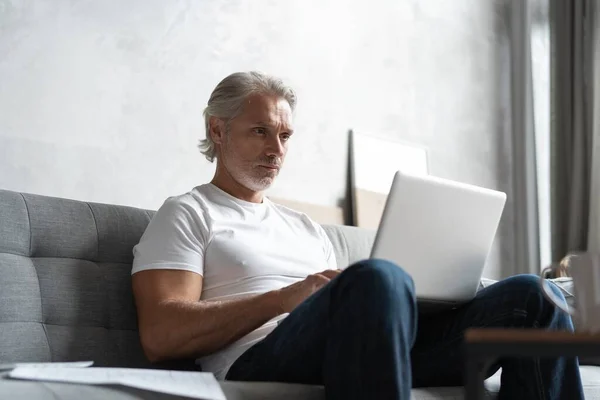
[242,176,274,192]
[219,141,277,193]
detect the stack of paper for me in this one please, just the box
[8,365,227,400]
[0,361,94,371]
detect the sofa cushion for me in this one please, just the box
[0,189,154,368]
[0,191,30,256]
[322,224,376,267]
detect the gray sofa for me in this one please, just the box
[1,188,600,399]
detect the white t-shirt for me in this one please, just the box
[131,183,337,379]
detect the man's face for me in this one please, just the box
[212,94,293,192]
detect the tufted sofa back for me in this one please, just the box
[0,189,375,367]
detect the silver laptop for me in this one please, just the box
[370,170,507,305]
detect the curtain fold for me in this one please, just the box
[549,0,599,261]
[588,1,600,254]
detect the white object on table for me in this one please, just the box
[8,367,227,400]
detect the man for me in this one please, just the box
[131,71,584,399]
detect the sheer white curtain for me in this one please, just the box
[509,0,541,275]
[530,0,552,270]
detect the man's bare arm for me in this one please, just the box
[132,269,339,363]
[132,269,283,362]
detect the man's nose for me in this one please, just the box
[265,136,284,157]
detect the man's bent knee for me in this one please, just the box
[503,273,568,305]
[341,258,415,296]
[500,273,573,327]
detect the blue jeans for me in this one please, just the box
[225,259,584,400]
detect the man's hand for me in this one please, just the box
[276,269,341,313]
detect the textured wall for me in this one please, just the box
[0,0,514,278]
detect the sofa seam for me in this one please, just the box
[342,231,350,266]
[0,320,139,331]
[41,324,52,362]
[86,202,100,261]
[28,259,52,361]
[0,250,134,264]
[19,193,32,256]
[39,382,61,400]
[0,249,29,258]
[19,194,52,360]
[86,202,112,329]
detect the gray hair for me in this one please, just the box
[198,71,297,162]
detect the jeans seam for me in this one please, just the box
[529,295,546,400]
[534,358,545,400]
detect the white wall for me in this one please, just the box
[0,0,514,278]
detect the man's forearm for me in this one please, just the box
[142,290,283,362]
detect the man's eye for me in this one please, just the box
[281,134,291,141]
[253,128,266,135]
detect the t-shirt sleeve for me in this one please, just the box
[317,225,338,270]
[132,197,207,276]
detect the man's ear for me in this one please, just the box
[209,116,226,144]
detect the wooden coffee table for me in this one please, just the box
[464,328,600,400]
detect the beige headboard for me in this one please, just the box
[352,187,388,230]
